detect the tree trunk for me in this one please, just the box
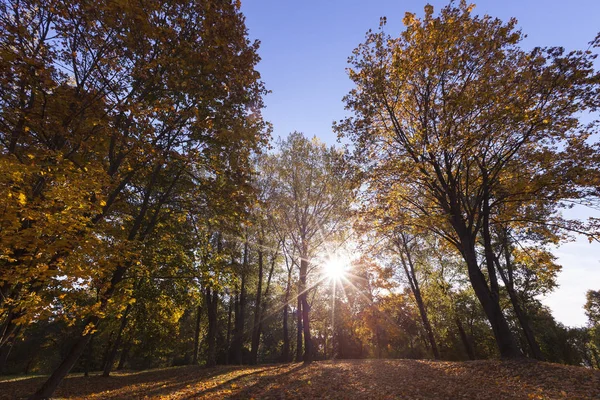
[376,326,383,359]
[232,291,244,365]
[282,304,289,362]
[29,315,99,399]
[205,288,218,367]
[299,253,312,363]
[474,183,522,359]
[455,317,475,360]
[101,331,115,373]
[232,241,248,365]
[499,270,544,360]
[238,271,246,364]
[333,293,340,359]
[84,335,94,377]
[117,339,131,370]
[482,185,500,299]
[103,304,131,377]
[413,289,438,359]
[0,340,13,375]
[398,236,440,360]
[494,234,545,361]
[282,266,292,362]
[250,246,264,365]
[24,353,35,375]
[253,245,277,365]
[192,304,202,365]
[0,311,18,351]
[231,292,239,362]
[461,238,522,359]
[0,323,20,374]
[295,295,303,362]
[226,295,233,365]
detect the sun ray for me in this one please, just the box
[323,255,349,280]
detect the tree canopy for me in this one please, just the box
[0,1,599,398]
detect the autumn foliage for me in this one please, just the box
[0,1,599,399]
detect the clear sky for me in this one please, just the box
[240,0,600,327]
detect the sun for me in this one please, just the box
[323,254,349,280]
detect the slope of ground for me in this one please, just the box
[0,359,599,399]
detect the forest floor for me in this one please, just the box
[0,359,599,399]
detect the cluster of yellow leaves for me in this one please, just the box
[0,150,112,322]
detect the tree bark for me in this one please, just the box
[24,353,35,375]
[494,238,544,361]
[29,315,99,399]
[84,334,94,377]
[231,292,239,363]
[117,338,131,370]
[205,288,218,367]
[0,310,18,351]
[0,323,21,374]
[461,236,522,359]
[103,303,131,376]
[295,295,303,362]
[482,183,500,299]
[455,317,475,360]
[250,246,264,365]
[232,241,248,365]
[192,304,202,365]
[238,272,247,364]
[101,331,114,373]
[397,235,440,360]
[299,252,312,363]
[225,295,233,365]
[282,265,292,362]
[0,339,13,375]
[252,243,276,365]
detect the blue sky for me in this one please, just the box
[240,0,600,326]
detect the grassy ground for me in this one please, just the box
[0,359,599,399]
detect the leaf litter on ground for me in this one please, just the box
[1,359,599,399]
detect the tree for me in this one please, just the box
[267,133,354,363]
[0,0,268,397]
[279,236,296,362]
[337,2,599,358]
[585,289,600,368]
[390,233,440,359]
[585,290,600,326]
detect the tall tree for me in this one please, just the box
[268,133,354,363]
[337,2,599,358]
[392,233,440,359]
[0,0,268,397]
[231,237,248,365]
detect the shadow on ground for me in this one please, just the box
[0,359,599,399]
[0,364,281,399]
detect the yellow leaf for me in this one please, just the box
[18,193,26,205]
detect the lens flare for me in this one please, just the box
[323,255,349,280]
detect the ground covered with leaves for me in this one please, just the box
[1,359,599,399]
